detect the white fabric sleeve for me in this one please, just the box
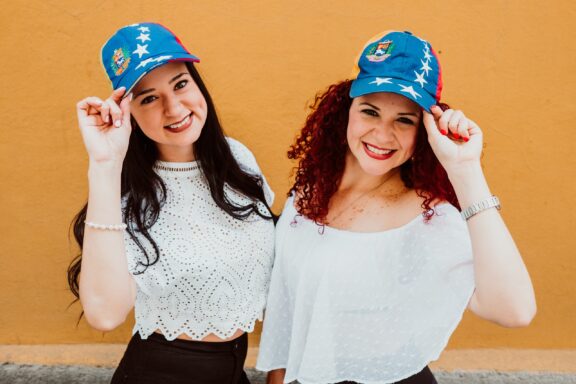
[256,197,295,371]
[226,137,275,206]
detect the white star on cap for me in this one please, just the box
[399,84,421,99]
[369,77,393,86]
[136,33,151,43]
[138,26,150,32]
[133,44,149,59]
[135,55,173,70]
[414,71,427,88]
[423,50,433,61]
[420,60,432,76]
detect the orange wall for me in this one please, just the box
[0,0,574,349]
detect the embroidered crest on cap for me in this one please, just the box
[366,40,394,63]
[111,47,131,76]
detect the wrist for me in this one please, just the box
[88,159,124,177]
[446,162,492,208]
[88,161,123,192]
[445,160,483,180]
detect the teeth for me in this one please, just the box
[166,115,190,129]
[366,143,393,155]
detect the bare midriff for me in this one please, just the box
[154,328,245,342]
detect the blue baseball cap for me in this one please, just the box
[350,31,443,112]
[101,22,200,95]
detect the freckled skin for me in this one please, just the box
[327,92,425,231]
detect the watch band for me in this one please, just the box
[461,195,501,221]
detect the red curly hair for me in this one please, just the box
[288,79,459,224]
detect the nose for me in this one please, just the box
[373,120,396,142]
[163,94,183,117]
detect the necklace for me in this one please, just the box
[328,172,397,225]
[153,164,199,172]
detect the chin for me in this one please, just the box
[356,161,394,177]
[177,123,204,145]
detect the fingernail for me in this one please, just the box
[463,137,469,142]
[453,133,460,139]
[128,93,133,101]
[440,129,447,135]
[104,115,109,123]
[114,120,122,127]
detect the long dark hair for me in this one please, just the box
[68,62,275,300]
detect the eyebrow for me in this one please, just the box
[359,102,380,111]
[133,72,190,99]
[359,102,420,116]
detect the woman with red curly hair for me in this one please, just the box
[256,31,536,384]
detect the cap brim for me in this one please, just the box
[119,53,200,95]
[350,77,436,112]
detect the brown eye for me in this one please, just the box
[362,109,378,117]
[174,80,188,90]
[141,95,157,105]
[398,117,415,125]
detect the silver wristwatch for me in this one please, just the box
[461,195,501,221]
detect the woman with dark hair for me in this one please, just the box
[257,31,536,384]
[68,23,274,383]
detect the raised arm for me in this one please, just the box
[76,87,137,331]
[423,106,536,327]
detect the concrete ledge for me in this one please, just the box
[1,364,576,384]
[1,345,575,372]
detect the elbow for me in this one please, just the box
[81,301,129,331]
[84,311,126,331]
[473,295,537,328]
[79,291,133,332]
[499,304,537,328]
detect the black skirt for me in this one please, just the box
[337,365,437,384]
[110,331,250,384]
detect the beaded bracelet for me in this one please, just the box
[461,195,501,221]
[84,221,127,231]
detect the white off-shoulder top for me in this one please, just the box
[123,138,275,341]
[257,195,475,384]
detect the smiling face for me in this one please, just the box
[346,92,422,178]
[130,61,208,161]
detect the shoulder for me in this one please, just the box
[225,137,260,172]
[432,202,461,217]
[226,137,254,159]
[426,202,467,235]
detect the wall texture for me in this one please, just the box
[0,0,574,364]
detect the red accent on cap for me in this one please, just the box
[430,48,443,102]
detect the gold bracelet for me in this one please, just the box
[84,221,127,231]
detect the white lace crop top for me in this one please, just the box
[122,138,275,341]
[256,196,475,384]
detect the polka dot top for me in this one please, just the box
[123,138,275,341]
[256,195,475,384]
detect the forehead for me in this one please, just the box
[357,92,421,112]
[133,61,190,90]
